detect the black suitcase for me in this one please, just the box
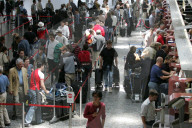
[113,66,120,86]
[123,74,141,98]
[95,69,103,85]
[71,72,87,103]
[120,28,126,37]
[55,97,69,118]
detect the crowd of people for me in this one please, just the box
[0,0,189,128]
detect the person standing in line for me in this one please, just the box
[45,34,59,83]
[141,89,162,128]
[25,62,49,127]
[84,91,106,128]
[123,3,133,37]
[55,29,68,45]
[149,11,155,28]
[90,30,105,68]
[0,66,11,128]
[37,0,43,20]
[100,40,118,92]
[45,0,54,12]
[58,21,70,39]
[31,0,37,23]
[9,58,28,120]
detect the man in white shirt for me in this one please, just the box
[55,29,69,46]
[144,28,155,47]
[149,11,155,28]
[31,0,37,22]
[37,0,43,12]
[45,34,59,82]
[58,21,70,39]
[141,89,161,128]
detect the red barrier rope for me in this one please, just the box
[0,19,32,37]
[28,104,70,108]
[135,19,142,28]
[0,15,52,18]
[44,66,57,82]
[141,19,150,29]
[0,103,70,108]
[0,103,22,106]
[0,19,11,25]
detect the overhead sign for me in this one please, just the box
[67,92,74,104]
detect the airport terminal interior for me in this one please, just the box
[0,0,192,128]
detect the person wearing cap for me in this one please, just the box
[90,29,105,67]
[100,40,118,92]
[0,66,11,128]
[55,29,69,46]
[9,58,29,120]
[37,22,49,42]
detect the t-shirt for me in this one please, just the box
[0,74,9,93]
[30,69,44,90]
[150,64,163,84]
[24,31,36,44]
[46,40,59,60]
[100,48,118,70]
[141,98,156,122]
[55,35,68,45]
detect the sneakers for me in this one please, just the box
[24,123,31,127]
[109,87,112,93]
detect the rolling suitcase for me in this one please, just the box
[71,72,87,103]
[95,69,103,88]
[120,28,126,37]
[113,65,120,86]
[55,97,69,118]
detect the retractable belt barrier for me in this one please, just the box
[0,19,32,38]
[0,103,70,108]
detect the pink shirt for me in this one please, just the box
[84,102,106,128]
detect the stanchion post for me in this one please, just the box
[69,104,72,128]
[1,23,2,36]
[22,102,25,128]
[22,25,24,36]
[80,86,82,118]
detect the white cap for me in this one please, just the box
[38,22,44,27]
[96,30,101,34]
[56,29,62,33]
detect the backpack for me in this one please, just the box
[78,50,90,63]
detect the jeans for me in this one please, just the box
[25,89,42,124]
[106,28,114,41]
[30,44,35,56]
[148,82,159,92]
[103,66,113,87]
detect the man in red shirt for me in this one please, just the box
[157,31,165,45]
[84,91,106,128]
[25,62,49,127]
